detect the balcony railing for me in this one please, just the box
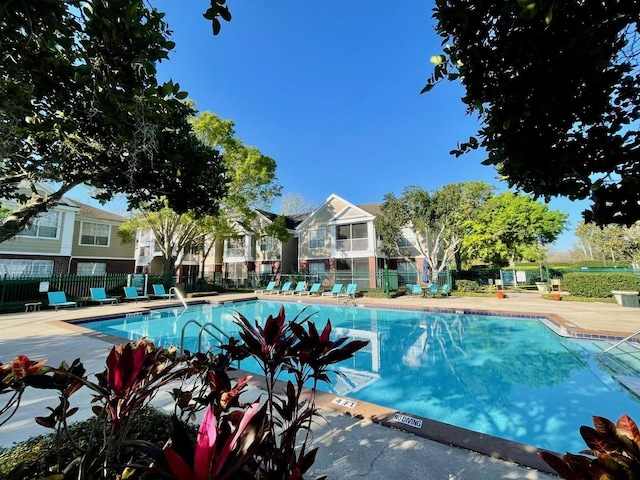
[224,247,246,258]
[335,238,368,252]
[261,249,281,260]
[137,256,152,266]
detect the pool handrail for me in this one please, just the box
[180,318,230,353]
[601,328,640,353]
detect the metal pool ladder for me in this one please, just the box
[180,318,230,353]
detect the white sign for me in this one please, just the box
[332,397,357,409]
[392,413,423,429]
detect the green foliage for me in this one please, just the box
[540,414,640,479]
[569,260,631,269]
[362,288,404,298]
[426,0,639,225]
[375,182,493,274]
[0,407,182,479]
[462,192,567,266]
[119,205,200,279]
[562,272,640,298]
[0,0,227,242]
[454,279,480,292]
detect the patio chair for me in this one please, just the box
[440,284,450,297]
[321,284,343,297]
[151,284,175,299]
[427,284,439,297]
[337,283,358,299]
[410,285,424,296]
[47,291,77,311]
[123,286,150,302]
[285,282,306,295]
[274,281,293,295]
[254,281,277,294]
[90,287,118,305]
[299,283,322,296]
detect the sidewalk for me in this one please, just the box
[3,291,635,478]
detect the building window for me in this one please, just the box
[226,262,244,282]
[260,236,279,258]
[76,262,107,276]
[398,228,416,248]
[308,261,325,282]
[80,222,110,246]
[0,259,54,277]
[397,261,417,284]
[20,211,60,239]
[309,228,325,249]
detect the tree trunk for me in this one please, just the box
[0,184,75,243]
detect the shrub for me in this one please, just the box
[0,407,183,479]
[454,279,479,292]
[562,272,640,298]
[540,414,640,479]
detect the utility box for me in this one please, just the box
[611,290,640,308]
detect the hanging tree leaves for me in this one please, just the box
[0,0,227,242]
[425,0,640,225]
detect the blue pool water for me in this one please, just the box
[81,300,640,453]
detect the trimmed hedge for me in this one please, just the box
[562,272,640,298]
[454,279,480,292]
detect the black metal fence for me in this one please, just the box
[0,273,133,305]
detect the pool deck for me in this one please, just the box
[1,291,637,479]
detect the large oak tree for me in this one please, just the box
[425,0,639,225]
[0,0,228,242]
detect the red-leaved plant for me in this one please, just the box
[539,414,640,479]
[0,305,368,479]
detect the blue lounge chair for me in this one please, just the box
[274,281,293,295]
[410,285,424,296]
[285,282,306,295]
[440,284,450,297]
[152,284,175,299]
[299,283,322,296]
[90,287,118,305]
[123,286,150,302]
[254,281,276,294]
[321,284,343,297]
[337,283,357,299]
[427,284,439,297]
[47,291,77,311]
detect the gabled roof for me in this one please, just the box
[72,200,128,223]
[296,193,379,230]
[255,209,310,230]
[358,203,381,216]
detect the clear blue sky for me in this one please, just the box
[77,1,590,251]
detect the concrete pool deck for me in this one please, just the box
[1,291,637,479]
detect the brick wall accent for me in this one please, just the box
[70,258,135,274]
[0,253,70,274]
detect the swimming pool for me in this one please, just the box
[80,299,640,454]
